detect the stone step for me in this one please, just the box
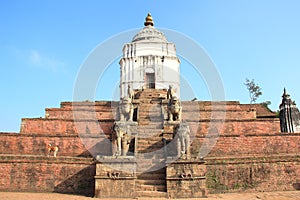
[135,165,166,172]
[139,92,165,96]
[137,128,164,132]
[137,149,165,154]
[137,146,164,151]
[138,121,164,126]
[138,122,163,126]
[137,121,163,124]
[137,163,166,170]
[137,142,164,149]
[137,138,164,142]
[138,118,162,121]
[136,179,166,185]
[137,145,164,150]
[138,99,164,102]
[138,105,162,108]
[137,127,163,131]
[138,117,162,120]
[138,111,161,115]
[138,106,162,109]
[136,183,166,192]
[138,112,162,115]
[138,118,163,122]
[138,138,164,142]
[135,156,165,163]
[136,191,167,198]
[137,133,163,138]
[137,173,165,180]
[137,134,163,138]
[138,113,162,116]
[136,154,165,161]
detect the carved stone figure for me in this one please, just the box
[47,143,59,157]
[107,172,120,179]
[119,97,134,121]
[167,85,176,103]
[167,96,182,121]
[112,123,130,156]
[127,85,134,100]
[176,122,190,158]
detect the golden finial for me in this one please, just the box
[144,13,154,26]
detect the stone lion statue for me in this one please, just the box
[119,97,134,121]
[112,123,130,156]
[167,96,182,121]
[176,122,190,159]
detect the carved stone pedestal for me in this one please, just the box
[94,156,136,198]
[166,157,207,198]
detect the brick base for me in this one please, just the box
[166,158,207,198]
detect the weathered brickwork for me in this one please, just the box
[20,119,114,135]
[0,99,299,196]
[191,133,300,156]
[206,155,300,193]
[0,133,111,157]
[0,155,95,196]
[95,157,136,198]
[163,120,280,136]
[166,159,207,198]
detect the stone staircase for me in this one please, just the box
[134,89,168,197]
[136,89,166,153]
[135,160,167,198]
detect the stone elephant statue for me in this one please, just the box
[112,123,131,156]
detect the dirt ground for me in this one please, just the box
[0,191,299,200]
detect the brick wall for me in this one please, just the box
[0,133,111,157]
[0,155,95,196]
[20,119,114,135]
[206,155,300,193]
[191,133,300,157]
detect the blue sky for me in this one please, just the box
[1,0,300,132]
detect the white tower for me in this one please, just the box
[119,13,180,98]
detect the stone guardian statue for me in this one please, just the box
[176,122,191,159]
[112,123,130,156]
[119,97,134,121]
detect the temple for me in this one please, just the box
[120,13,180,98]
[0,14,299,198]
[279,88,300,132]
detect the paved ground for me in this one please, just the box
[0,191,299,200]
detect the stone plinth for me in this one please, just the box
[166,157,207,198]
[95,156,136,198]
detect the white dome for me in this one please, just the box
[132,26,168,43]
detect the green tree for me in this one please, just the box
[244,78,262,104]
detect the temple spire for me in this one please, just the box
[282,87,289,98]
[279,88,300,133]
[144,13,154,26]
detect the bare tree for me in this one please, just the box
[244,78,262,104]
